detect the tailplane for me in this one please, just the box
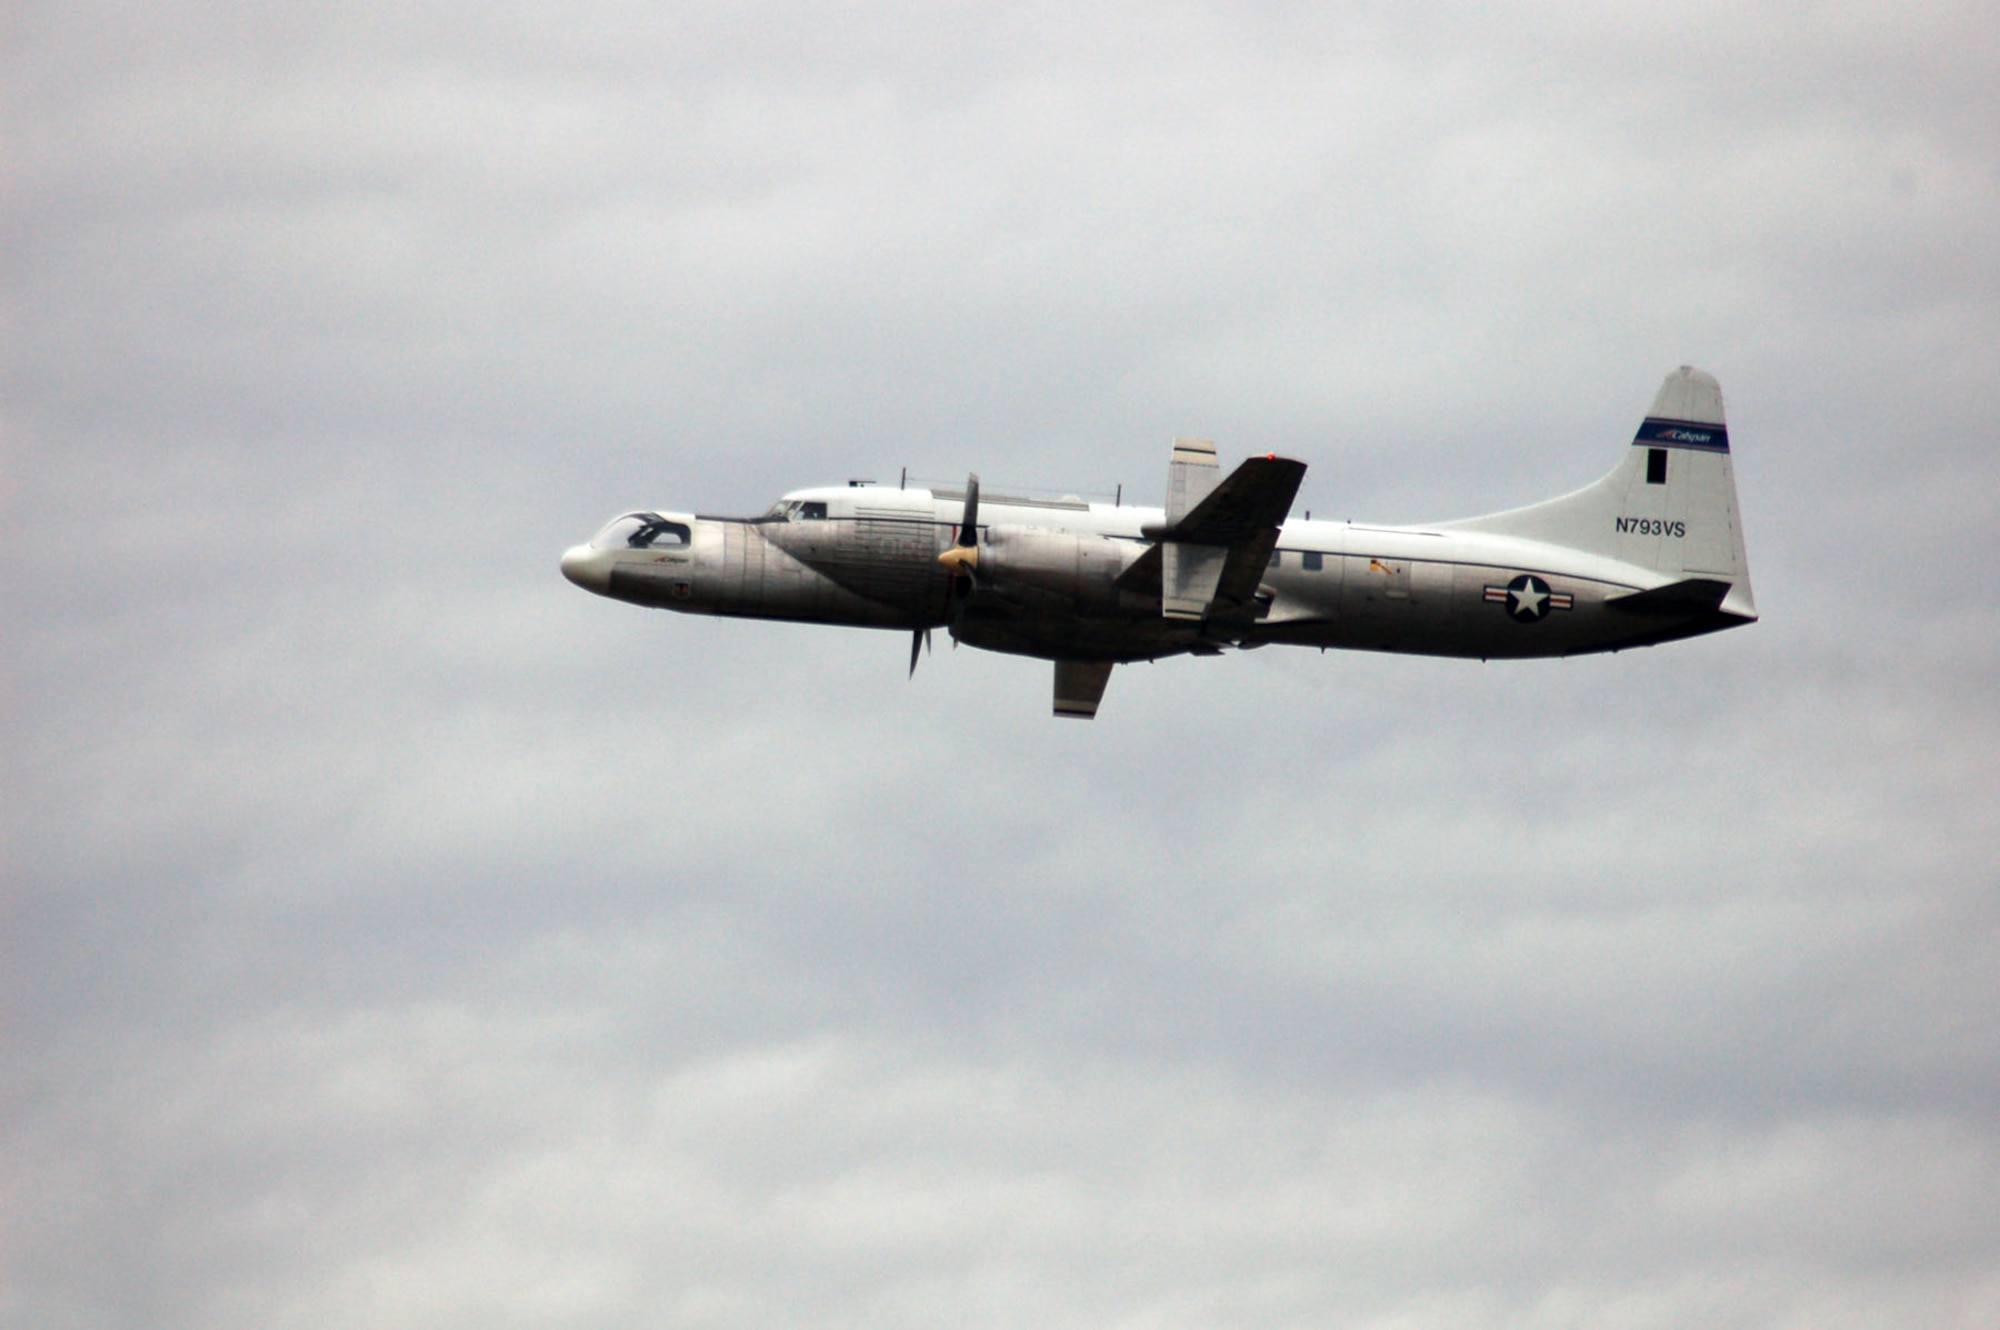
[1442,367,1755,617]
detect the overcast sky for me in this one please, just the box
[7,3,2000,1326]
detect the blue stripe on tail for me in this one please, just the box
[1633,417,1729,451]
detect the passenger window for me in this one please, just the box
[1303,551,1323,571]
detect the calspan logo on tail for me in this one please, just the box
[562,367,1757,719]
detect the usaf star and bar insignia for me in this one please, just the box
[1483,573,1574,623]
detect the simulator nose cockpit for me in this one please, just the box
[589,512,691,551]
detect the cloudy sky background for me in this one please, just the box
[8,2,2000,1325]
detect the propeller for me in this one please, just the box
[937,473,979,578]
[911,474,979,677]
[937,473,980,640]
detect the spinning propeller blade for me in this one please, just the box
[935,474,981,641]
[936,473,980,576]
[957,474,979,546]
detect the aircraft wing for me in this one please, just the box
[1114,542,1164,595]
[1168,454,1308,547]
[1118,454,1306,623]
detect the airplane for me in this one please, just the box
[560,366,1755,718]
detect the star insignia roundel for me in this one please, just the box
[1505,574,1551,621]
[1482,575,1581,623]
[1481,573,1575,622]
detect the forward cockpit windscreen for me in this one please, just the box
[590,512,691,550]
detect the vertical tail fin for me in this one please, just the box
[1443,367,1755,616]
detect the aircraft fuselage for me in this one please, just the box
[561,486,1745,663]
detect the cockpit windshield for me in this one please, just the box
[589,512,692,550]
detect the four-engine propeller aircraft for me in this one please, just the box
[561,367,1755,718]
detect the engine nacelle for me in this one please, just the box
[981,526,1143,610]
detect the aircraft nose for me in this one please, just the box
[560,544,610,593]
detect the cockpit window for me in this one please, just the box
[633,518,690,547]
[764,500,829,522]
[589,512,691,550]
[797,501,827,520]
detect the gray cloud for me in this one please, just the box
[7,3,1999,1326]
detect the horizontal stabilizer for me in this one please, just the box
[1606,577,1733,616]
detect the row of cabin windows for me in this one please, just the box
[1269,550,1326,571]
